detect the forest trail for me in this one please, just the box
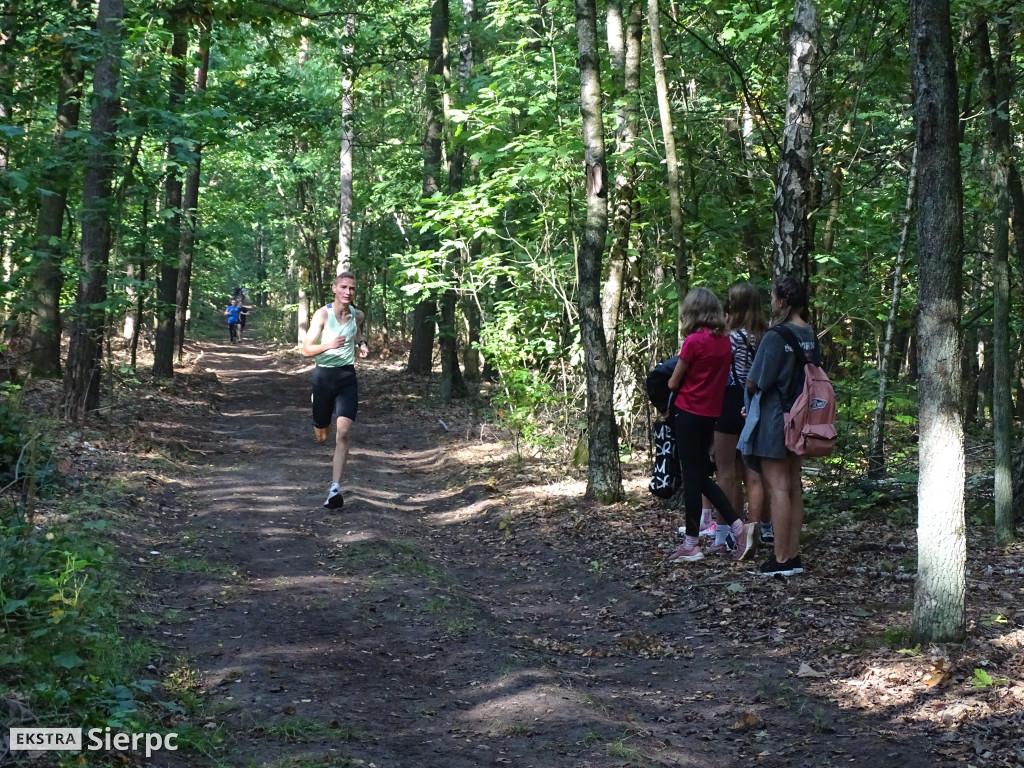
[142,339,946,768]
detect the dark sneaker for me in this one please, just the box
[324,487,344,509]
[730,522,756,561]
[752,555,801,576]
[759,522,774,544]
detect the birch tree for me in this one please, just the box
[575,0,622,502]
[772,0,817,280]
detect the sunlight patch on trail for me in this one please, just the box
[425,498,499,525]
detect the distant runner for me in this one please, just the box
[301,272,369,509]
[238,300,252,340]
[224,299,241,344]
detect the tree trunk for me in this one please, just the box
[867,148,917,477]
[909,0,966,645]
[153,18,188,378]
[407,300,437,373]
[28,43,84,376]
[337,14,355,276]
[647,0,687,346]
[296,252,310,346]
[974,16,1016,546]
[576,0,622,503]
[0,0,17,177]
[175,19,211,362]
[128,199,148,372]
[772,0,818,281]
[61,0,124,421]
[602,0,641,365]
[408,0,449,375]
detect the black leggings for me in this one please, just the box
[672,408,739,537]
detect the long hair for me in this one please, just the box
[725,282,768,343]
[681,287,727,336]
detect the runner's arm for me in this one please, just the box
[301,308,345,357]
[355,310,368,358]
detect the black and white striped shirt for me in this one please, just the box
[727,328,757,386]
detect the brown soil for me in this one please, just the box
[109,339,1024,767]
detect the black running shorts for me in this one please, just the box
[311,365,359,427]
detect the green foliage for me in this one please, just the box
[0,391,54,498]
[479,298,573,453]
[0,512,162,727]
[972,668,1008,690]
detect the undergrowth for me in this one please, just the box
[0,390,212,765]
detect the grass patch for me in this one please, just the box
[338,540,450,585]
[163,553,237,576]
[0,393,230,765]
[252,717,365,744]
[606,738,653,767]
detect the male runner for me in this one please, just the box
[301,272,368,509]
[238,301,252,340]
[224,299,241,343]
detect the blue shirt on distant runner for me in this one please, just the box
[225,304,241,324]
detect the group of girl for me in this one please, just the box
[663,275,816,576]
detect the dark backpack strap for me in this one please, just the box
[768,324,815,411]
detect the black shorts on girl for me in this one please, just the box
[311,365,359,426]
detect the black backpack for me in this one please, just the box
[645,356,679,413]
[649,418,680,499]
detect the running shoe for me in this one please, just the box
[324,486,344,509]
[668,542,704,562]
[705,533,736,556]
[759,522,774,544]
[752,554,802,576]
[730,522,756,561]
[698,509,716,539]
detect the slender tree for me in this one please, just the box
[647,0,686,345]
[153,16,188,377]
[575,0,622,502]
[602,0,641,364]
[773,0,818,281]
[909,0,966,644]
[28,32,85,376]
[337,13,355,276]
[175,17,212,362]
[867,148,917,476]
[974,16,1016,547]
[61,0,124,421]
[407,0,448,376]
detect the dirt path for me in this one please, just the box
[143,340,953,768]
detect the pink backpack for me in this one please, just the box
[771,325,837,457]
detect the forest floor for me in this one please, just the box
[33,338,1024,767]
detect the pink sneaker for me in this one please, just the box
[705,532,737,556]
[668,542,704,562]
[698,509,716,539]
[730,522,757,561]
